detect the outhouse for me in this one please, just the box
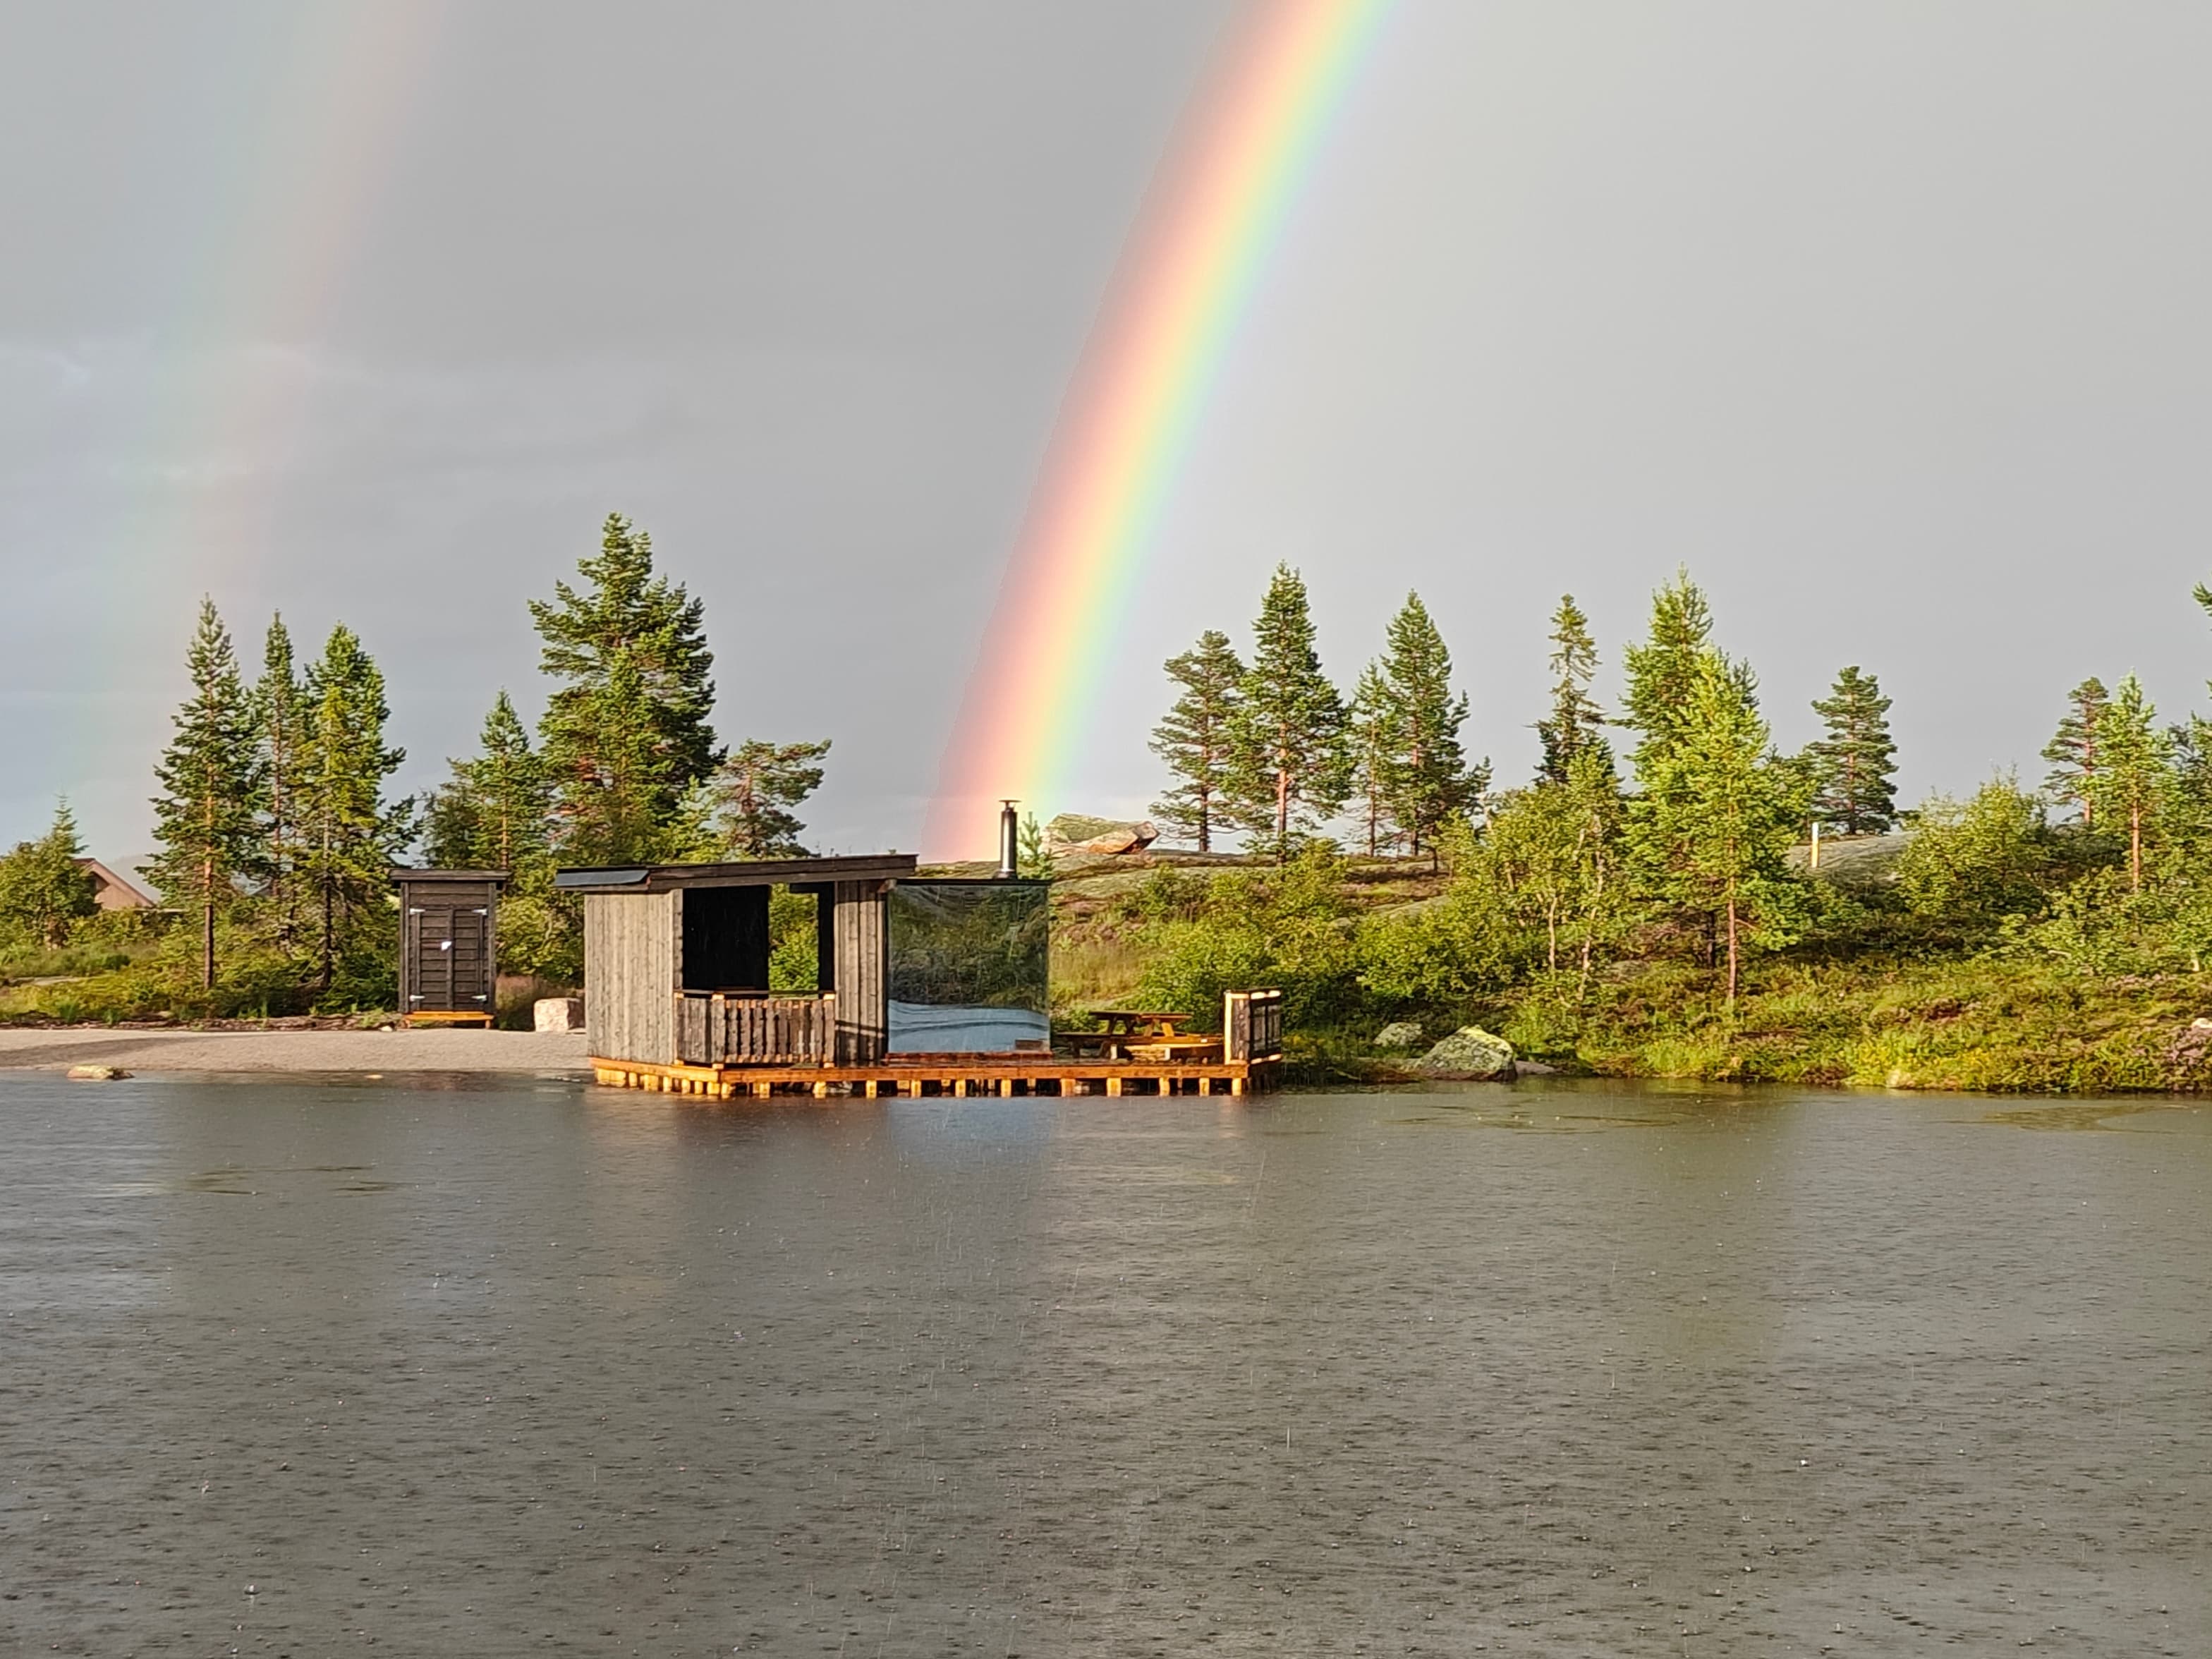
[391,868,507,1026]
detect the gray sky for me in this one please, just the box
[6,1,2211,863]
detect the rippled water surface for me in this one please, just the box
[2,1074,2206,1656]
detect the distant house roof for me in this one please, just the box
[554,854,917,894]
[76,858,157,911]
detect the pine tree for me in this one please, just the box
[253,614,305,952]
[1347,663,1398,856]
[1620,570,1715,782]
[1375,592,1482,858]
[1017,812,1053,880]
[1808,665,1898,834]
[1629,651,1806,1007]
[2041,676,2110,826]
[150,599,261,989]
[297,625,411,992]
[1148,630,1244,852]
[712,739,831,858]
[2086,674,2171,892]
[1225,566,1349,859]
[1536,594,1608,783]
[532,513,719,865]
[425,691,551,873]
[1620,571,1755,791]
[0,801,98,951]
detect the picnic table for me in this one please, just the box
[1067,1010,1220,1062]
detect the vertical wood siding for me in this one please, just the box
[585,891,677,1062]
[831,881,888,1064]
[398,880,498,1013]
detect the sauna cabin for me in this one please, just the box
[558,855,913,1066]
[555,856,1063,1071]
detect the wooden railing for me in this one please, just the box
[674,991,835,1066]
[1224,988,1284,1064]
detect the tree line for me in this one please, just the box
[100,514,832,1007]
[1143,564,2212,1014]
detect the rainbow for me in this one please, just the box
[924,0,1392,857]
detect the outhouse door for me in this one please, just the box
[408,901,492,1013]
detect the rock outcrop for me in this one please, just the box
[1045,815,1159,856]
[1411,1026,1516,1081]
[1373,1021,1425,1051]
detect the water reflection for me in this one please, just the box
[1,1074,2204,1655]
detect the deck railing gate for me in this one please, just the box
[674,992,837,1066]
[1224,988,1284,1064]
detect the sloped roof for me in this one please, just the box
[554,853,916,893]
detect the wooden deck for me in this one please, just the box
[589,1053,1280,1099]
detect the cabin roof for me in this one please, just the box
[389,867,511,886]
[75,857,156,910]
[553,853,918,894]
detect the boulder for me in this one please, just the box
[1373,1021,1425,1051]
[1045,814,1159,856]
[1412,1026,1516,1081]
[66,1064,128,1081]
[534,996,586,1033]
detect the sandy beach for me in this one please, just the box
[0,1026,591,1074]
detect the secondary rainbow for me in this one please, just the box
[925,0,1392,856]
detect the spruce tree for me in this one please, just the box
[2086,674,2170,892]
[425,691,551,873]
[1619,571,1755,792]
[2041,676,2110,826]
[1808,665,1898,834]
[1628,651,1806,1007]
[253,614,305,952]
[1375,592,1481,858]
[1620,570,1715,782]
[1148,630,1244,852]
[0,801,98,952]
[150,599,260,989]
[1347,663,1397,856]
[1225,566,1349,858]
[713,739,831,858]
[1536,594,1608,783]
[297,626,411,992]
[532,513,719,865]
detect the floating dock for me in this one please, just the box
[589,1053,1278,1099]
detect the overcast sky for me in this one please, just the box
[6,1,2211,863]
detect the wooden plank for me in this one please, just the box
[585,890,677,1064]
[586,1054,1272,1097]
[831,881,887,1064]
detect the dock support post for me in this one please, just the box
[1105,1076,1122,1098]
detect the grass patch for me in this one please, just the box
[1481,956,2212,1093]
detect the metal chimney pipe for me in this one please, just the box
[997,801,1020,880]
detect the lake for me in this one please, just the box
[1,1073,2205,1656]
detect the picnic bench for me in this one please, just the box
[1066,1010,1222,1064]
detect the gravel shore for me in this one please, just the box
[0,1026,591,1074]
